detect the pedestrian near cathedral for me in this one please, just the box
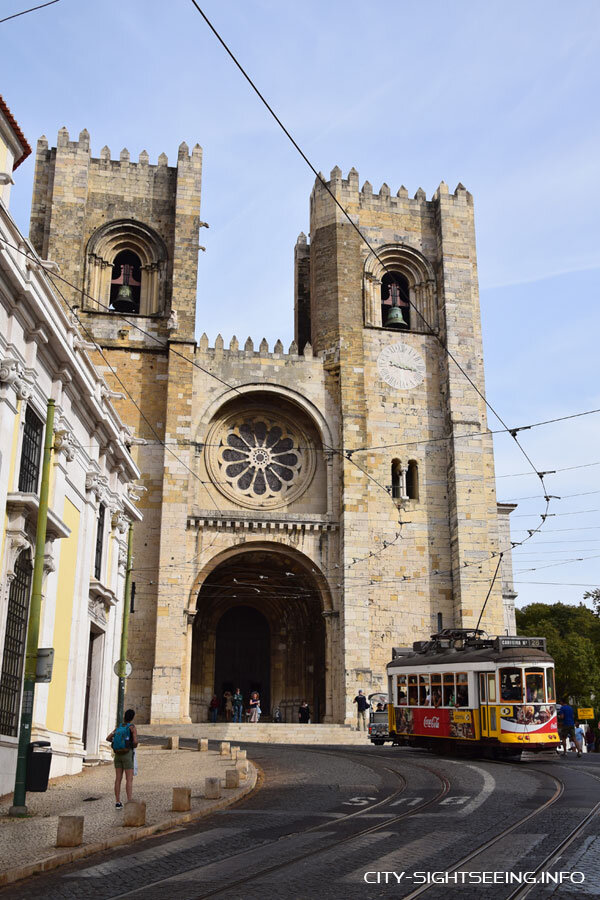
[106,708,138,809]
[232,688,244,723]
[209,694,219,723]
[353,690,370,731]
[249,691,261,722]
[298,700,311,723]
[558,698,580,757]
[223,690,233,722]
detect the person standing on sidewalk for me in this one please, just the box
[298,700,311,723]
[232,687,244,723]
[106,708,138,809]
[558,699,580,756]
[353,690,370,731]
[249,691,260,722]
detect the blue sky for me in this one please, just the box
[3,0,599,610]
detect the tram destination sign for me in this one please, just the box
[495,636,547,651]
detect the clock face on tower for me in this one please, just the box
[377,342,426,390]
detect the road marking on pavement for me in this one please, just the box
[440,760,496,816]
[342,795,377,806]
[64,827,240,878]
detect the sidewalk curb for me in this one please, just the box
[0,764,259,888]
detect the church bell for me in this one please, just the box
[112,284,136,312]
[384,304,407,327]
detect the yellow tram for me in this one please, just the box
[380,629,560,757]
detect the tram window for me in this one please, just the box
[443,673,455,707]
[408,674,418,706]
[419,674,430,705]
[431,673,442,708]
[525,669,545,703]
[489,707,497,731]
[500,668,523,702]
[487,673,497,703]
[546,668,556,703]
[479,673,487,702]
[397,674,407,705]
[456,672,468,707]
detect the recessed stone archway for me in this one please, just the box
[189,545,333,723]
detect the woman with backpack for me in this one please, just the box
[106,708,138,809]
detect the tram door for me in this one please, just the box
[479,672,498,737]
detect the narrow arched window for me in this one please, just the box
[110,250,142,313]
[391,458,404,500]
[406,460,419,500]
[381,272,410,329]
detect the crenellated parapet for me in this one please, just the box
[310,166,472,232]
[30,128,203,342]
[197,333,322,362]
[311,165,471,208]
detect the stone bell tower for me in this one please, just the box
[295,169,506,696]
[29,128,203,719]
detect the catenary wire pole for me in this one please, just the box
[10,399,55,816]
[116,523,134,727]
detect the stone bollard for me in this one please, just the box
[198,738,208,752]
[225,768,240,789]
[164,736,179,750]
[236,760,248,780]
[123,800,146,827]
[219,741,230,756]
[205,776,221,799]
[56,815,84,847]
[236,749,247,761]
[172,787,191,811]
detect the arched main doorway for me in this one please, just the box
[190,547,328,722]
[214,606,270,712]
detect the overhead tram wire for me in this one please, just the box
[0,237,241,396]
[47,278,241,570]
[0,0,59,25]
[186,0,561,607]
[0,236,411,566]
[187,1,548,472]
[0,228,596,462]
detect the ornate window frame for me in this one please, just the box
[363,244,437,332]
[205,407,318,510]
[84,220,168,316]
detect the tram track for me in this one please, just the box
[400,758,600,899]
[503,765,600,900]
[108,745,449,900]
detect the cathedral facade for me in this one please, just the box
[29,129,516,725]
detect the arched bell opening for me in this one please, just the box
[189,547,329,723]
[110,249,142,312]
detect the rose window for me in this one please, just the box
[206,411,316,509]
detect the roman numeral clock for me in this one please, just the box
[377,342,426,390]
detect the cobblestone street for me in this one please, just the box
[2,743,599,900]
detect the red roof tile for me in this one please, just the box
[0,94,32,169]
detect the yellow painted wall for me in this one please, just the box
[46,498,80,733]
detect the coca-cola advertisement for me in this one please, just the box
[413,708,451,736]
[395,707,476,740]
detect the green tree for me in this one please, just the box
[583,588,600,617]
[516,602,600,703]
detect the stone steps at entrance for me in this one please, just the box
[138,723,369,745]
